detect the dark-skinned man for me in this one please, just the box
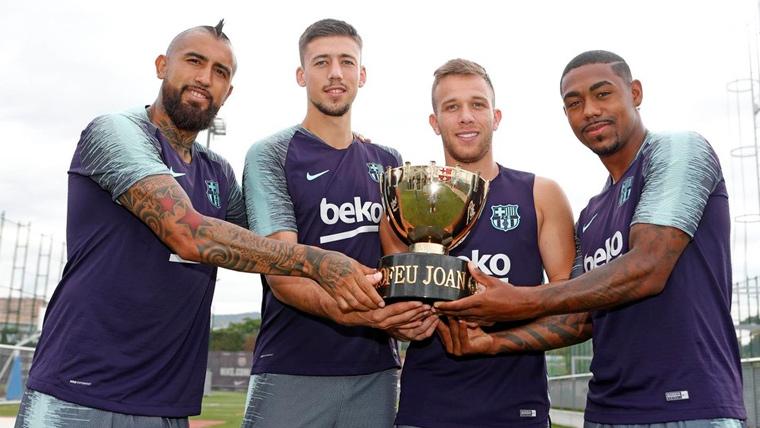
[436,50,746,428]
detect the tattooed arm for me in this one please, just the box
[435,224,690,323]
[262,230,432,333]
[438,312,592,356]
[118,174,384,311]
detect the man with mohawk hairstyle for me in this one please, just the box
[15,21,384,428]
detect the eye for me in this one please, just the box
[314,60,328,67]
[214,68,229,79]
[342,59,356,66]
[187,58,201,65]
[445,104,458,112]
[565,100,581,109]
[472,102,486,109]
[597,91,611,98]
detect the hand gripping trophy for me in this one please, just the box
[379,161,489,301]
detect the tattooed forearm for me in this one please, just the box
[119,174,347,282]
[493,312,592,353]
[534,224,690,317]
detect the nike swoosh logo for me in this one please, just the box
[169,167,186,178]
[582,213,598,233]
[306,170,330,181]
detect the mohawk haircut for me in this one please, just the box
[298,18,362,65]
[431,58,495,112]
[199,19,231,42]
[214,19,225,37]
[165,19,236,73]
[167,19,232,53]
[561,50,632,88]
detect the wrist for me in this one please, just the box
[518,285,545,319]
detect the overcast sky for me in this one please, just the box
[2,0,760,314]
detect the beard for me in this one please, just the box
[588,133,625,157]
[161,81,221,132]
[311,99,351,117]
[443,133,492,165]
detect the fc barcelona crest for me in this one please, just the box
[619,176,633,207]
[206,180,221,208]
[491,204,520,232]
[367,162,383,183]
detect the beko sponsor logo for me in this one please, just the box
[319,197,382,244]
[459,250,511,279]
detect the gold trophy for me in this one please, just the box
[379,162,489,301]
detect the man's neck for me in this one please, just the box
[446,154,499,181]
[148,103,198,164]
[301,108,354,149]
[601,124,648,184]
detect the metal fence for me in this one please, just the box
[549,358,760,427]
[546,275,760,378]
[0,211,65,345]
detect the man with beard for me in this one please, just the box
[240,19,433,428]
[436,51,746,426]
[15,21,385,428]
[394,59,576,428]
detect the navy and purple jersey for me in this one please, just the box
[242,126,401,376]
[397,165,548,428]
[27,107,246,417]
[577,131,745,423]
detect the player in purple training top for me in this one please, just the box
[240,19,432,428]
[15,21,385,428]
[436,51,746,426]
[394,59,576,428]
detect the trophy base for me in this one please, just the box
[377,252,476,301]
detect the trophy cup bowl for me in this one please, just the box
[378,162,489,301]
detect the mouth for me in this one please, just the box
[324,85,347,96]
[183,86,211,103]
[455,131,480,142]
[582,120,613,137]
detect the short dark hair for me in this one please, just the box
[431,58,495,112]
[560,50,632,88]
[298,19,362,65]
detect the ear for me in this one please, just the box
[296,67,306,87]
[631,79,643,108]
[492,108,502,131]
[358,65,367,88]
[155,55,167,79]
[429,113,441,135]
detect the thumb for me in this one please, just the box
[364,271,382,285]
[359,263,377,275]
[467,261,496,290]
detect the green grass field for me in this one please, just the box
[0,402,18,417]
[190,391,247,427]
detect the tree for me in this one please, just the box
[209,318,261,352]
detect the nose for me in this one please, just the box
[194,66,213,87]
[458,106,475,124]
[328,61,343,80]
[583,98,601,118]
